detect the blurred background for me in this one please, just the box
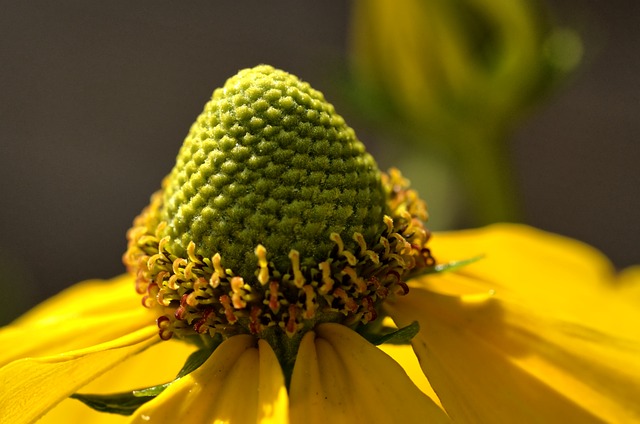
[1,0,638,325]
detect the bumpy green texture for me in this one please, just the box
[160,65,387,279]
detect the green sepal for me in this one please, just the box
[361,321,420,346]
[71,335,221,416]
[412,255,484,278]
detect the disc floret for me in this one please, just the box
[123,66,435,343]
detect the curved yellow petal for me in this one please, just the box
[378,343,442,408]
[0,325,158,424]
[40,338,196,423]
[129,336,288,424]
[618,265,640,300]
[0,275,154,366]
[290,323,449,423]
[387,224,640,423]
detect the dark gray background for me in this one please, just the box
[1,1,638,324]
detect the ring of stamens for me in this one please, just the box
[123,169,435,340]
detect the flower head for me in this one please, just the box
[0,66,638,424]
[123,65,434,358]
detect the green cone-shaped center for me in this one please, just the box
[159,65,387,279]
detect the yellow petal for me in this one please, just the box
[40,338,196,423]
[376,316,442,407]
[289,323,449,423]
[256,339,290,423]
[12,274,140,326]
[618,265,640,300]
[422,223,614,303]
[0,325,158,424]
[0,275,154,366]
[421,224,639,344]
[0,309,156,367]
[129,336,288,424]
[378,343,442,408]
[42,399,130,424]
[387,224,640,423]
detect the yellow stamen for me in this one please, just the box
[230,276,248,309]
[318,261,335,295]
[288,250,306,288]
[330,232,344,253]
[210,253,225,288]
[342,267,368,293]
[186,241,202,264]
[256,245,270,285]
[302,285,317,319]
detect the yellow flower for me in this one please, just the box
[348,0,583,225]
[350,0,574,138]
[1,226,638,423]
[1,66,638,423]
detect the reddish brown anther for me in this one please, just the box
[285,305,299,336]
[249,306,262,334]
[157,316,173,341]
[268,281,280,313]
[193,309,214,334]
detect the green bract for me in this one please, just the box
[160,65,387,279]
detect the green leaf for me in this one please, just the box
[70,392,152,416]
[132,343,219,397]
[71,339,221,415]
[362,321,420,346]
[177,338,221,378]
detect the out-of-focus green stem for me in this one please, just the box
[451,132,520,225]
[348,0,580,227]
[413,122,521,226]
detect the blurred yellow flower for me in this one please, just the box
[349,0,583,225]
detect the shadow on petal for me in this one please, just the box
[129,336,289,423]
[290,323,449,423]
[387,283,640,423]
[41,338,196,423]
[378,343,442,408]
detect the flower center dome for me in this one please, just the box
[160,65,387,279]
